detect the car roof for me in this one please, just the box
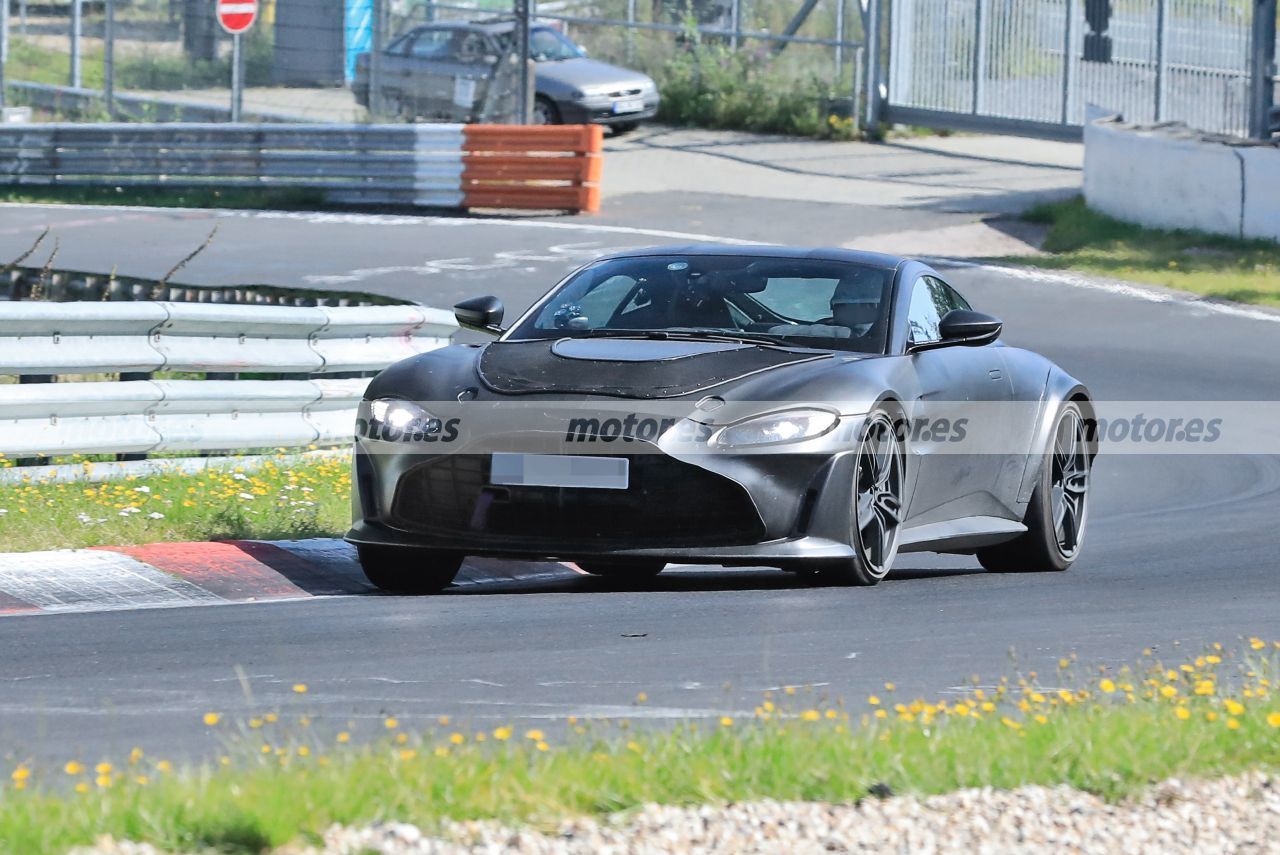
[409,19,530,35]
[591,244,910,271]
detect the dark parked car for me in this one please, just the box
[353,21,660,130]
[347,247,1096,594]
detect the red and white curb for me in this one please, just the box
[0,539,578,616]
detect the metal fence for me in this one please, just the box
[0,0,865,125]
[882,0,1279,139]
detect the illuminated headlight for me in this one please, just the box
[362,398,443,442]
[712,409,839,448]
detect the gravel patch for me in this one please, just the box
[78,772,1280,855]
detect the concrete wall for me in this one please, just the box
[1084,119,1280,243]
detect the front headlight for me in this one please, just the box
[712,408,839,448]
[363,398,443,442]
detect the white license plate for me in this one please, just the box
[612,98,644,114]
[490,453,629,490]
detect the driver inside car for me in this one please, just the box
[768,269,887,340]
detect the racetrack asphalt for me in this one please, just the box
[0,187,1278,766]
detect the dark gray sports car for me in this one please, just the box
[347,247,1095,593]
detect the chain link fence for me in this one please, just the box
[0,0,864,130]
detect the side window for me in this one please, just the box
[408,29,453,59]
[906,277,944,344]
[908,276,971,343]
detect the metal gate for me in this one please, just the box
[877,0,1278,139]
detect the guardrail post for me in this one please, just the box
[0,0,8,113]
[370,0,384,119]
[971,0,987,114]
[1250,0,1278,138]
[861,0,883,130]
[70,0,82,89]
[1061,0,1075,124]
[104,0,115,118]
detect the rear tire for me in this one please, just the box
[357,545,462,594]
[977,402,1090,573]
[576,560,666,579]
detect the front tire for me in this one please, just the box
[533,96,562,125]
[977,402,1091,573]
[820,409,904,586]
[576,559,666,579]
[357,545,462,594]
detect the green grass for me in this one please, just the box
[0,452,351,551]
[2,643,1278,853]
[1008,197,1280,307]
[0,184,328,211]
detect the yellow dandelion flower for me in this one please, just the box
[868,695,881,706]
[384,717,399,729]
[719,716,734,727]
[336,732,350,744]
[1174,706,1191,720]
[536,741,550,752]
[156,760,173,774]
[297,746,311,757]
[874,709,888,719]
[202,712,221,726]
[800,709,820,722]
[11,765,30,783]
[264,713,278,723]
[449,732,465,745]
[1266,712,1280,728]
[64,761,85,775]
[1034,714,1048,724]
[1160,685,1178,699]
[1207,711,1219,722]
[1001,717,1021,730]
[1225,699,1245,716]
[1249,638,1265,651]
[95,774,112,789]
[1099,678,1116,694]
[128,748,144,765]
[74,781,90,794]
[493,726,512,741]
[635,692,648,703]
[292,684,308,694]
[825,709,839,719]
[1227,717,1241,730]
[438,715,450,726]
[94,762,112,775]
[525,729,544,741]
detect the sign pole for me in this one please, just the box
[231,32,243,122]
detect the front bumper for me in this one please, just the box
[557,95,660,126]
[347,433,863,567]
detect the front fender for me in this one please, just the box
[1016,370,1094,504]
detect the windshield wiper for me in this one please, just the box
[575,328,784,347]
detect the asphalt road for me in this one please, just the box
[1,196,1279,766]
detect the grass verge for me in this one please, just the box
[2,642,1279,853]
[1007,197,1280,307]
[0,451,351,551]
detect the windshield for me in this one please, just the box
[506,255,894,354]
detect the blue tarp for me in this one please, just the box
[344,0,373,82]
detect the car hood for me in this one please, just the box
[536,58,653,92]
[474,338,831,399]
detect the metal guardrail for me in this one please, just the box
[0,121,604,212]
[0,301,458,458]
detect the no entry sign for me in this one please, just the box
[216,0,258,35]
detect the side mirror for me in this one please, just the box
[910,309,1002,352]
[454,295,505,335]
[938,309,1002,346]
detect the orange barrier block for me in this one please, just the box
[462,124,603,154]
[461,124,603,213]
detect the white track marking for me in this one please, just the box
[931,258,1280,325]
[0,203,764,245]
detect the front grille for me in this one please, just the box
[391,453,763,548]
[606,87,643,98]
